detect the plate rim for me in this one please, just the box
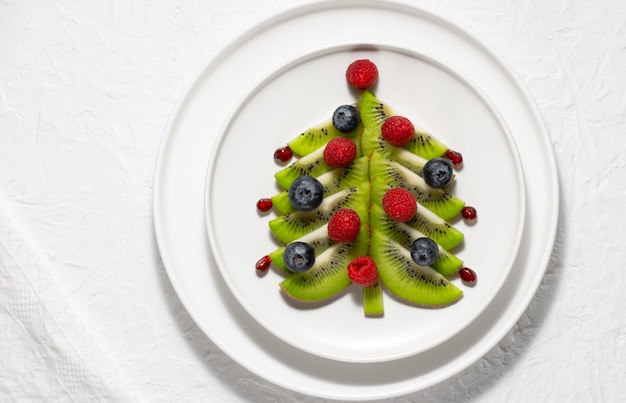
[152,0,559,399]
[203,40,528,363]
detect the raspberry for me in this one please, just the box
[347,256,378,287]
[345,59,378,90]
[327,208,361,243]
[381,116,414,146]
[382,188,417,222]
[323,137,357,168]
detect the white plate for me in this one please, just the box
[153,0,558,400]
[205,43,525,363]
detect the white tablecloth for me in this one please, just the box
[1,0,624,401]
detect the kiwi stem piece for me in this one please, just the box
[363,281,384,317]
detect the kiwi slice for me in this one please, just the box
[269,192,370,271]
[370,231,462,306]
[359,91,392,130]
[271,156,369,215]
[369,203,462,276]
[361,129,430,176]
[269,183,370,244]
[363,281,384,317]
[274,145,332,189]
[269,224,334,273]
[359,90,449,160]
[287,115,363,157]
[405,202,464,251]
[270,193,295,216]
[369,151,464,220]
[280,243,353,301]
[280,224,369,301]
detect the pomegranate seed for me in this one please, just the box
[256,255,272,272]
[461,206,477,221]
[274,146,293,163]
[459,267,477,285]
[445,149,463,168]
[256,198,273,212]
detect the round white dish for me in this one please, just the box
[205,43,526,363]
[153,0,558,400]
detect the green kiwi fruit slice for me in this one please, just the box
[358,90,391,129]
[361,129,430,176]
[370,231,462,306]
[287,117,363,157]
[369,151,464,220]
[359,90,449,160]
[362,281,384,317]
[280,243,353,301]
[369,204,462,275]
[270,193,296,217]
[271,155,369,215]
[274,145,333,189]
[269,192,370,271]
[405,203,464,251]
[269,183,370,244]
[275,137,366,189]
[269,224,334,273]
[280,224,369,302]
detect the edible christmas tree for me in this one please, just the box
[256,60,477,317]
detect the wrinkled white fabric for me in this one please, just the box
[0,205,136,402]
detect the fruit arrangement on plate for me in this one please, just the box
[256,59,477,317]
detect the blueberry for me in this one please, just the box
[283,241,315,273]
[410,237,439,266]
[422,157,453,189]
[332,104,361,133]
[288,175,324,211]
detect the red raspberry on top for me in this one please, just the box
[327,208,361,243]
[381,116,414,146]
[347,256,378,287]
[345,59,378,90]
[323,137,357,168]
[382,188,417,222]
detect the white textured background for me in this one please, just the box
[1,0,625,401]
